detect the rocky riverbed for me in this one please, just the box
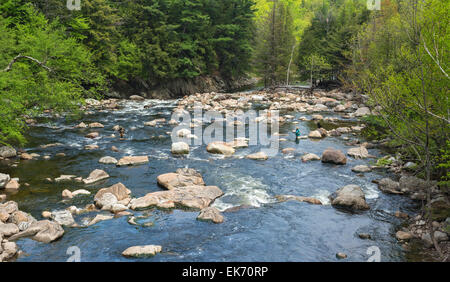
[0,88,448,262]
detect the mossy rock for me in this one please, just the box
[426,200,450,221]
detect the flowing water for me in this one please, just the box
[0,96,419,262]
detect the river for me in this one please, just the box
[0,93,419,262]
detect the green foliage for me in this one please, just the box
[296,0,370,83]
[0,3,104,145]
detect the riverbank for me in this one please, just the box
[0,88,448,262]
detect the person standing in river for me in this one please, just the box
[119,126,125,140]
[295,127,301,139]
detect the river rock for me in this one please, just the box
[99,156,118,164]
[0,146,16,158]
[8,211,36,231]
[94,183,131,207]
[157,168,204,190]
[377,178,402,194]
[130,185,223,210]
[355,107,371,117]
[54,175,77,183]
[336,252,347,259]
[396,231,413,241]
[301,153,320,162]
[0,223,20,237]
[122,245,162,257]
[4,179,20,190]
[351,165,372,173]
[87,214,114,226]
[177,128,191,137]
[275,195,322,205]
[51,210,75,226]
[144,118,166,127]
[8,220,64,243]
[20,153,33,160]
[399,175,431,194]
[171,142,190,154]
[246,151,268,160]
[0,173,10,188]
[62,189,73,199]
[116,156,149,166]
[206,141,235,155]
[89,122,104,128]
[330,185,369,211]
[0,195,5,202]
[282,148,295,154]
[321,149,347,165]
[72,189,91,197]
[226,138,249,148]
[197,207,224,223]
[85,132,99,139]
[308,130,322,139]
[434,231,448,242]
[83,169,109,184]
[0,241,18,261]
[347,146,370,159]
[85,144,99,150]
[75,122,87,128]
[129,95,145,101]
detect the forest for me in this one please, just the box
[0,0,448,185]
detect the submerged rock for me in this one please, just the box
[321,148,347,165]
[85,132,100,139]
[275,195,322,205]
[87,214,114,226]
[116,156,149,166]
[197,207,224,223]
[246,151,268,160]
[330,185,369,211]
[122,245,162,257]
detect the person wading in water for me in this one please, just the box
[119,126,125,139]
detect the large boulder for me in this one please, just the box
[83,169,109,184]
[130,185,223,210]
[122,245,162,257]
[171,142,190,155]
[0,173,10,189]
[0,241,18,262]
[8,211,36,231]
[308,130,322,139]
[321,148,347,165]
[157,168,204,190]
[8,220,64,243]
[330,185,370,211]
[94,183,131,209]
[347,146,370,159]
[0,146,17,158]
[206,141,235,155]
[116,156,149,166]
[0,223,20,237]
[197,207,224,223]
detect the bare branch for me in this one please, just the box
[2,54,53,73]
